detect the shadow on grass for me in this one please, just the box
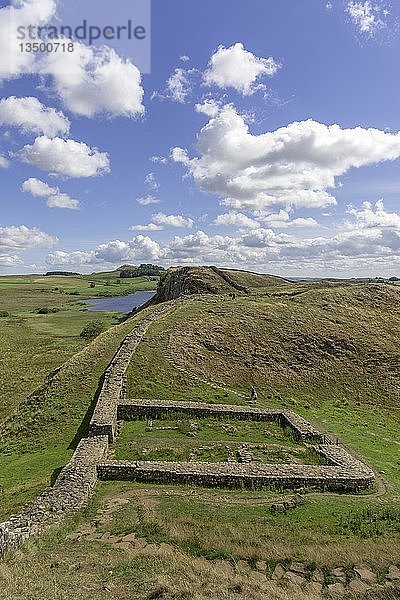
[67,371,106,451]
[50,466,63,486]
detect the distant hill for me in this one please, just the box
[155,266,291,301]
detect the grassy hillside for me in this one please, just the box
[220,267,290,289]
[0,301,166,520]
[1,269,400,598]
[0,271,157,421]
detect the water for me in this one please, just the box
[80,291,156,313]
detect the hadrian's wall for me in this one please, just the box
[97,451,375,493]
[89,301,181,442]
[0,300,180,558]
[0,294,376,558]
[118,399,325,443]
[0,436,108,557]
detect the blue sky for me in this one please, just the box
[1,0,400,277]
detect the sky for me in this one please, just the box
[1,0,400,278]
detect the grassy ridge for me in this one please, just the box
[0,272,157,420]
[1,272,400,598]
[0,271,158,519]
[124,288,400,489]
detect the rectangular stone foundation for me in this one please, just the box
[97,458,375,493]
[118,399,325,443]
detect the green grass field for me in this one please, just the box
[0,272,157,421]
[0,270,157,519]
[1,271,400,598]
[114,417,323,464]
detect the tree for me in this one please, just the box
[79,320,105,341]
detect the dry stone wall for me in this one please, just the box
[0,294,376,559]
[0,436,108,558]
[0,301,179,558]
[98,452,375,493]
[118,399,325,442]
[89,301,182,441]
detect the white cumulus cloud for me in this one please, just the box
[46,192,79,210]
[0,154,9,168]
[145,172,159,190]
[213,212,260,228]
[130,223,163,231]
[17,136,110,178]
[40,43,144,118]
[152,212,194,228]
[0,96,70,137]
[22,177,57,197]
[172,105,400,212]
[346,199,400,230]
[195,99,221,118]
[0,0,56,83]
[136,195,160,206]
[46,235,163,267]
[0,2,144,121]
[346,1,385,36]
[21,177,79,209]
[0,224,57,266]
[166,68,192,103]
[203,43,280,95]
[42,200,400,274]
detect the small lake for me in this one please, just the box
[80,291,156,313]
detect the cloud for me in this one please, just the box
[46,192,79,209]
[203,43,281,95]
[150,155,168,164]
[170,147,190,165]
[21,177,79,209]
[145,172,159,190]
[165,68,192,103]
[346,199,400,230]
[0,96,70,137]
[255,210,319,228]
[17,136,110,178]
[0,0,56,83]
[287,217,319,228]
[345,1,385,36]
[40,43,145,118]
[213,212,260,228]
[131,213,194,231]
[195,99,221,118]
[0,154,9,168]
[0,224,57,267]
[152,212,194,228]
[180,55,190,62]
[0,2,144,120]
[46,235,163,267]
[136,195,160,206]
[130,223,163,231]
[172,105,400,212]
[43,199,400,274]
[153,67,197,103]
[0,254,21,267]
[21,177,57,197]
[0,225,56,249]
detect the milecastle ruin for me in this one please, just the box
[0,297,375,557]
